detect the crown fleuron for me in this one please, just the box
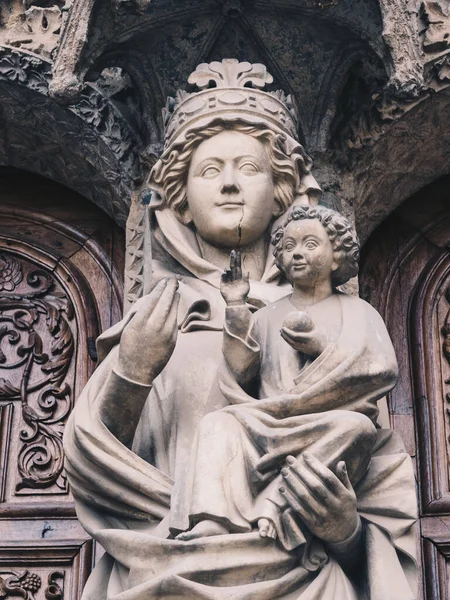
[163,59,299,148]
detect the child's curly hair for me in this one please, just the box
[271,205,360,287]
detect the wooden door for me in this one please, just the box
[360,175,450,600]
[0,170,124,600]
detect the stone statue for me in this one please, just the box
[63,60,418,599]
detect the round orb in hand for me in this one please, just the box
[282,311,314,333]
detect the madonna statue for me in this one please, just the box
[63,60,418,599]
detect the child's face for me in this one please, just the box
[279,219,338,286]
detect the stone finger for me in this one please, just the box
[230,249,237,274]
[281,467,324,514]
[279,485,307,517]
[335,461,353,492]
[280,329,302,348]
[222,268,232,283]
[235,250,242,279]
[281,327,311,343]
[301,452,344,495]
[130,279,168,327]
[284,458,330,503]
[149,279,180,324]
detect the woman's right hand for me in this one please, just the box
[118,278,180,385]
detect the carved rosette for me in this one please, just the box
[0,253,74,493]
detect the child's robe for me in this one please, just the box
[170,294,396,552]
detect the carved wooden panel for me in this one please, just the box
[0,403,13,502]
[410,255,450,515]
[0,252,75,495]
[0,570,64,600]
[422,517,450,600]
[359,181,450,600]
[0,183,123,600]
[0,535,94,600]
[0,242,83,512]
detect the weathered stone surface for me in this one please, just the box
[63,61,417,600]
[0,1,63,58]
[0,47,144,225]
[0,0,449,247]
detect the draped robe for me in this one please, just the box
[63,208,418,599]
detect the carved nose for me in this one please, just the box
[220,165,240,194]
[221,182,240,194]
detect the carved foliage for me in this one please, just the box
[337,1,450,152]
[188,59,273,90]
[0,540,93,600]
[420,1,450,54]
[0,47,142,221]
[125,198,147,310]
[0,253,74,492]
[422,0,450,91]
[0,570,41,600]
[0,570,63,600]
[2,5,62,59]
[0,48,139,175]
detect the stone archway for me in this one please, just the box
[0,47,145,227]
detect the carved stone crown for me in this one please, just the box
[163,59,299,147]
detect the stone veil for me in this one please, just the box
[63,60,418,599]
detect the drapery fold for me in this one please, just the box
[63,209,417,599]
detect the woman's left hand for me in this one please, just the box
[279,453,360,545]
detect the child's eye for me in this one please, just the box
[305,241,318,249]
[284,243,294,251]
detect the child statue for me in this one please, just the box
[170,205,398,559]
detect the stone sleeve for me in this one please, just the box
[222,305,261,388]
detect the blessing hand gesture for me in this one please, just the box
[220,250,250,307]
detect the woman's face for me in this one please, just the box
[185,130,279,248]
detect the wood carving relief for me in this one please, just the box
[0,204,124,509]
[410,254,450,514]
[0,252,75,494]
[359,190,450,599]
[0,403,13,502]
[0,195,124,600]
[0,569,63,600]
[441,285,450,366]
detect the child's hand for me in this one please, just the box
[280,311,326,357]
[220,250,250,307]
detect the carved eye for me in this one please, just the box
[305,241,318,250]
[201,165,220,178]
[239,162,259,175]
[284,242,295,251]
